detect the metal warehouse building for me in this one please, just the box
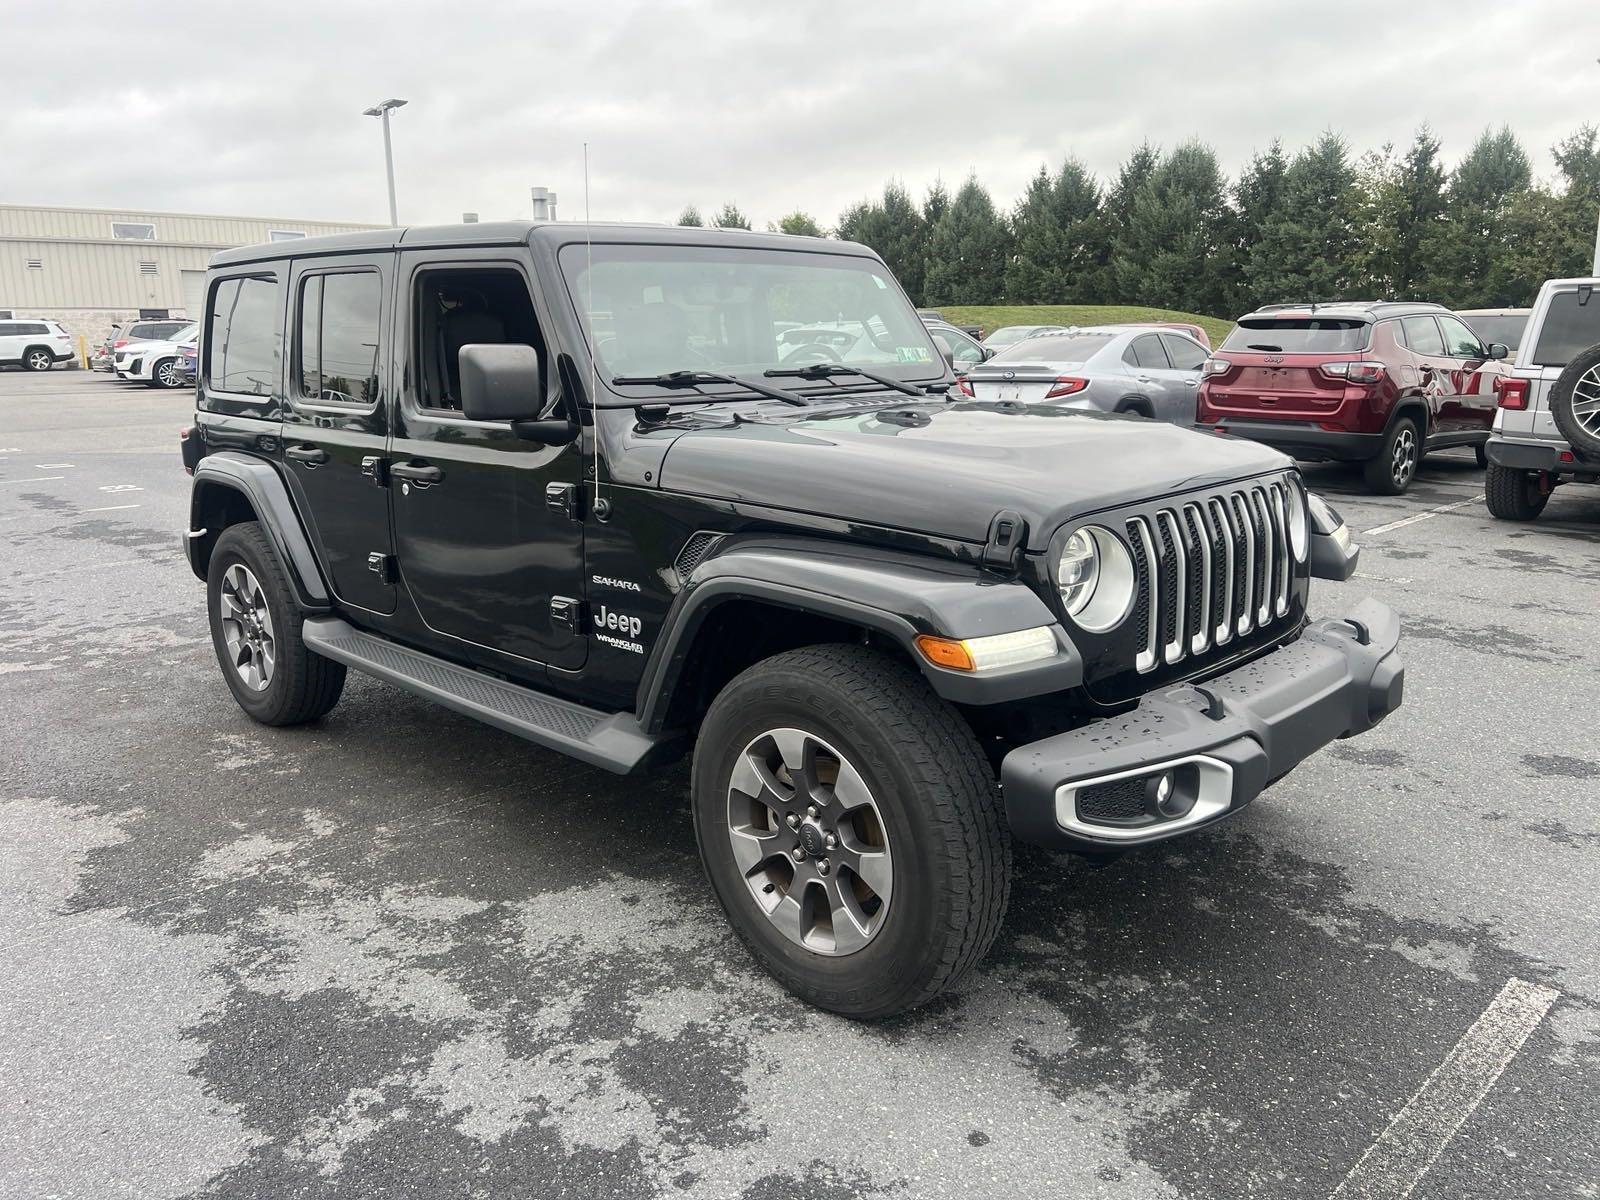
[0,204,380,352]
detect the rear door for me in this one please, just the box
[1123,333,1179,415]
[1157,332,1207,424]
[0,322,21,362]
[1436,314,1502,436]
[1399,315,1452,430]
[1521,287,1600,440]
[279,253,398,616]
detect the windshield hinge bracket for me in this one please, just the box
[982,510,1027,576]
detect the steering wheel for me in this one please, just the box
[779,341,846,366]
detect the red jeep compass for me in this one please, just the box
[1196,302,1512,494]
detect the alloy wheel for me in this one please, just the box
[725,727,893,955]
[1391,425,1417,487]
[218,563,276,691]
[156,360,178,387]
[1572,365,1600,437]
[27,351,51,371]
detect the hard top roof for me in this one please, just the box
[209,220,866,268]
[1244,300,1447,321]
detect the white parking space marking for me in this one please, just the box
[1363,496,1482,537]
[35,463,74,469]
[83,504,142,513]
[0,476,65,486]
[97,484,143,493]
[1331,977,1559,1200]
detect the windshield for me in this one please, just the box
[990,333,1114,363]
[1221,318,1368,354]
[985,327,1042,346]
[560,243,941,400]
[172,323,200,343]
[1461,314,1527,350]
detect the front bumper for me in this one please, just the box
[1199,419,1383,463]
[1001,598,1403,851]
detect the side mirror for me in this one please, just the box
[1487,343,1509,360]
[982,345,997,361]
[933,334,955,368]
[459,343,543,422]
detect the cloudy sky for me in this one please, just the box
[7,1,1597,229]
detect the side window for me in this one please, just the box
[943,328,984,364]
[1160,334,1207,371]
[413,267,541,412]
[297,272,382,405]
[1438,315,1484,358]
[1387,320,1407,349]
[0,323,17,336]
[1127,335,1170,369]
[1400,316,1444,356]
[207,276,281,396]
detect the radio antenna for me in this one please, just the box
[584,141,604,516]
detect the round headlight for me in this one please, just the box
[1286,484,1309,561]
[1055,525,1135,632]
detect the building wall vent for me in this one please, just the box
[25,258,43,270]
[139,261,159,275]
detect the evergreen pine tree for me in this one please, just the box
[922,176,1011,305]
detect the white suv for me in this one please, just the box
[114,322,199,388]
[1485,277,1600,520]
[0,319,75,371]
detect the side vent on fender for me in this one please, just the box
[674,531,724,581]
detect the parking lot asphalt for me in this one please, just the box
[2,367,1598,1200]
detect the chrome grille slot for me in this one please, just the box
[1126,475,1299,674]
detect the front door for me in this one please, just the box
[279,254,397,615]
[388,250,587,671]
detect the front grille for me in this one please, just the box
[1125,477,1297,674]
[1077,776,1151,826]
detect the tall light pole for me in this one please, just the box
[362,99,407,226]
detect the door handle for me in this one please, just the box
[286,445,329,466]
[390,462,443,486]
[1183,378,1198,386]
[1136,375,1153,384]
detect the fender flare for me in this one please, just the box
[635,535,1083,731]
[187,451,330,608]
[1384,395,1431,439]
[1114,395,1155,417]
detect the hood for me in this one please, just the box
[656,402,1290,549]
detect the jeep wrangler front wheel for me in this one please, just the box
[691,644,1011,1018]
[207,522,346,725]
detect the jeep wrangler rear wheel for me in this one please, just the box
[207,522,346,725]
[692,644,1011,1018]
[1484,462,1550,521]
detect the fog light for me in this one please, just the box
[1147,771,1195,820]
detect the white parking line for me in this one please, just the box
[0,475,65,486]
[35,463,74,469]
[83,504,142,513]
[1363,496,1482,536]
[1331,976,1559,1200]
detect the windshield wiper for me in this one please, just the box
[764,363,925,398]
[1246,343,1284,352]
[612,370,809,406]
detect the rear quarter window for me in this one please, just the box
[992,333,1114,363]
[1222,319,1368,354]
[1530,291,1600,368]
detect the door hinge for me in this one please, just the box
[549,595,584,636]
[361,456,389,487]
[367,552,396,583]
[545,481,580,520]
[982,509,1027,576]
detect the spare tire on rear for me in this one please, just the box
[1548,341,1600,461]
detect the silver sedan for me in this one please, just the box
[954,325,1211,426]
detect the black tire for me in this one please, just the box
[150,356,182,388]
[1115,399,1153,418]
[1548,341,1600,461]
[22,346,54,372]
[691,644,1011,1019]
[1484,462,1550,522]
[207,522,345,725]
[1474,442,1489,469]
[1363,415,1422,494]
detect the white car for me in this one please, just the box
[1,318,75,371]
[115,322,199,388]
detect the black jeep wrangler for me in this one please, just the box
[181,223,1403,1017]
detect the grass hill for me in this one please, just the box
[935,305,1234,345]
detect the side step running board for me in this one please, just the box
[301,617,666,774]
